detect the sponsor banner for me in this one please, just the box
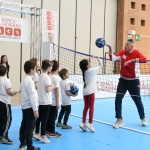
[52,75,150,100]
[42,9,58,43]
[0,15,31,43]
[68,75,150,100]
[42,9,58,60]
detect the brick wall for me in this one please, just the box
[117,0,150,59]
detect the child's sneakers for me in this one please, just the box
[19,144,27,150]
[56,122,63,127]
[85,123,95,132]
[1,137,13,144]
[33,133,40,140]
[46,131,62,138]
[62,124,72,129]
[39,135,50,143]
[19,145,41,150]
[31,146,41,150]
[79,123,87,132]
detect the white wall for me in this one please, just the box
[91,0,105,56]
[59,0,76,49]
[0,0,117,91]
[104,0,117,56]
[0,0,21,91]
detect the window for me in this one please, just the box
[131,2,135,9]
[130,18,135,25]
[141,4,146,11]
[141,20,145,26]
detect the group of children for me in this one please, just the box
[0,54,102,150]
[19,59,79,150]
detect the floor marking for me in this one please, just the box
[71,113,150,135]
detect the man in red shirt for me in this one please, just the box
[107,39,148,128]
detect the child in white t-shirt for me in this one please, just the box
[34,60,54,143]
[79,56,102,132]
[56,68,77,129]
[46,60,62,138]
[0,64,15,144]
[19,60,40,150]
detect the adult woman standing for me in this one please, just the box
[0,55,10,78]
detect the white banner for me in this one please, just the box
[0,15,31,43]
[69,75,150,99]
[42,9,58,60]
[42,9,58,43]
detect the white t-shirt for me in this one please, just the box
[60,80,71,106]
[32,72,39,83]
[50,74,62,106]
[0,76,11,104]
[37,72,52,105]
[83,67,100,96]
[21,74,38,111]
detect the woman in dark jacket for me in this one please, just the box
[0,55,10,78]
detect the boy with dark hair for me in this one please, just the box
[56,68,77,129]
[0,64,15,144]
[46,60,62,138]
[19,61,41,150]
[34,60,54,143]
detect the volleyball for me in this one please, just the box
[95,38,106,48]
[70,84,79,95]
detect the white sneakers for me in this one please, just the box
[39,136,50,144]
[142,118,148,126]
[80,123,95,132]
[113,118,148,129]
[33,133,50,143]
[79,123,87,132]
[33,133,40,140]
[86,123,95,132]
[113,119,124,128]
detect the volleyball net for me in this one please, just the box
[51,43,150,97]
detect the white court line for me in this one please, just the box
[12,105,150,135]
[71,113,150,135]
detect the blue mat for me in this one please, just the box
[0,97,150,150]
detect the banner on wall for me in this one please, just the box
[69,75,150,99]
[0,15,31,43]
[42,9,58,60]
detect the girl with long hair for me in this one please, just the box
[0,55,10,78]
[79,56,102,132]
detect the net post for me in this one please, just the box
[35,8,41,59]
[73,0,78,74]
[57,0,61,64]
[20,0,24,84]
[102,0,106,74]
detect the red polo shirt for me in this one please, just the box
[109,49,147,79]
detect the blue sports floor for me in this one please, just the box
[1,97,150,150]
